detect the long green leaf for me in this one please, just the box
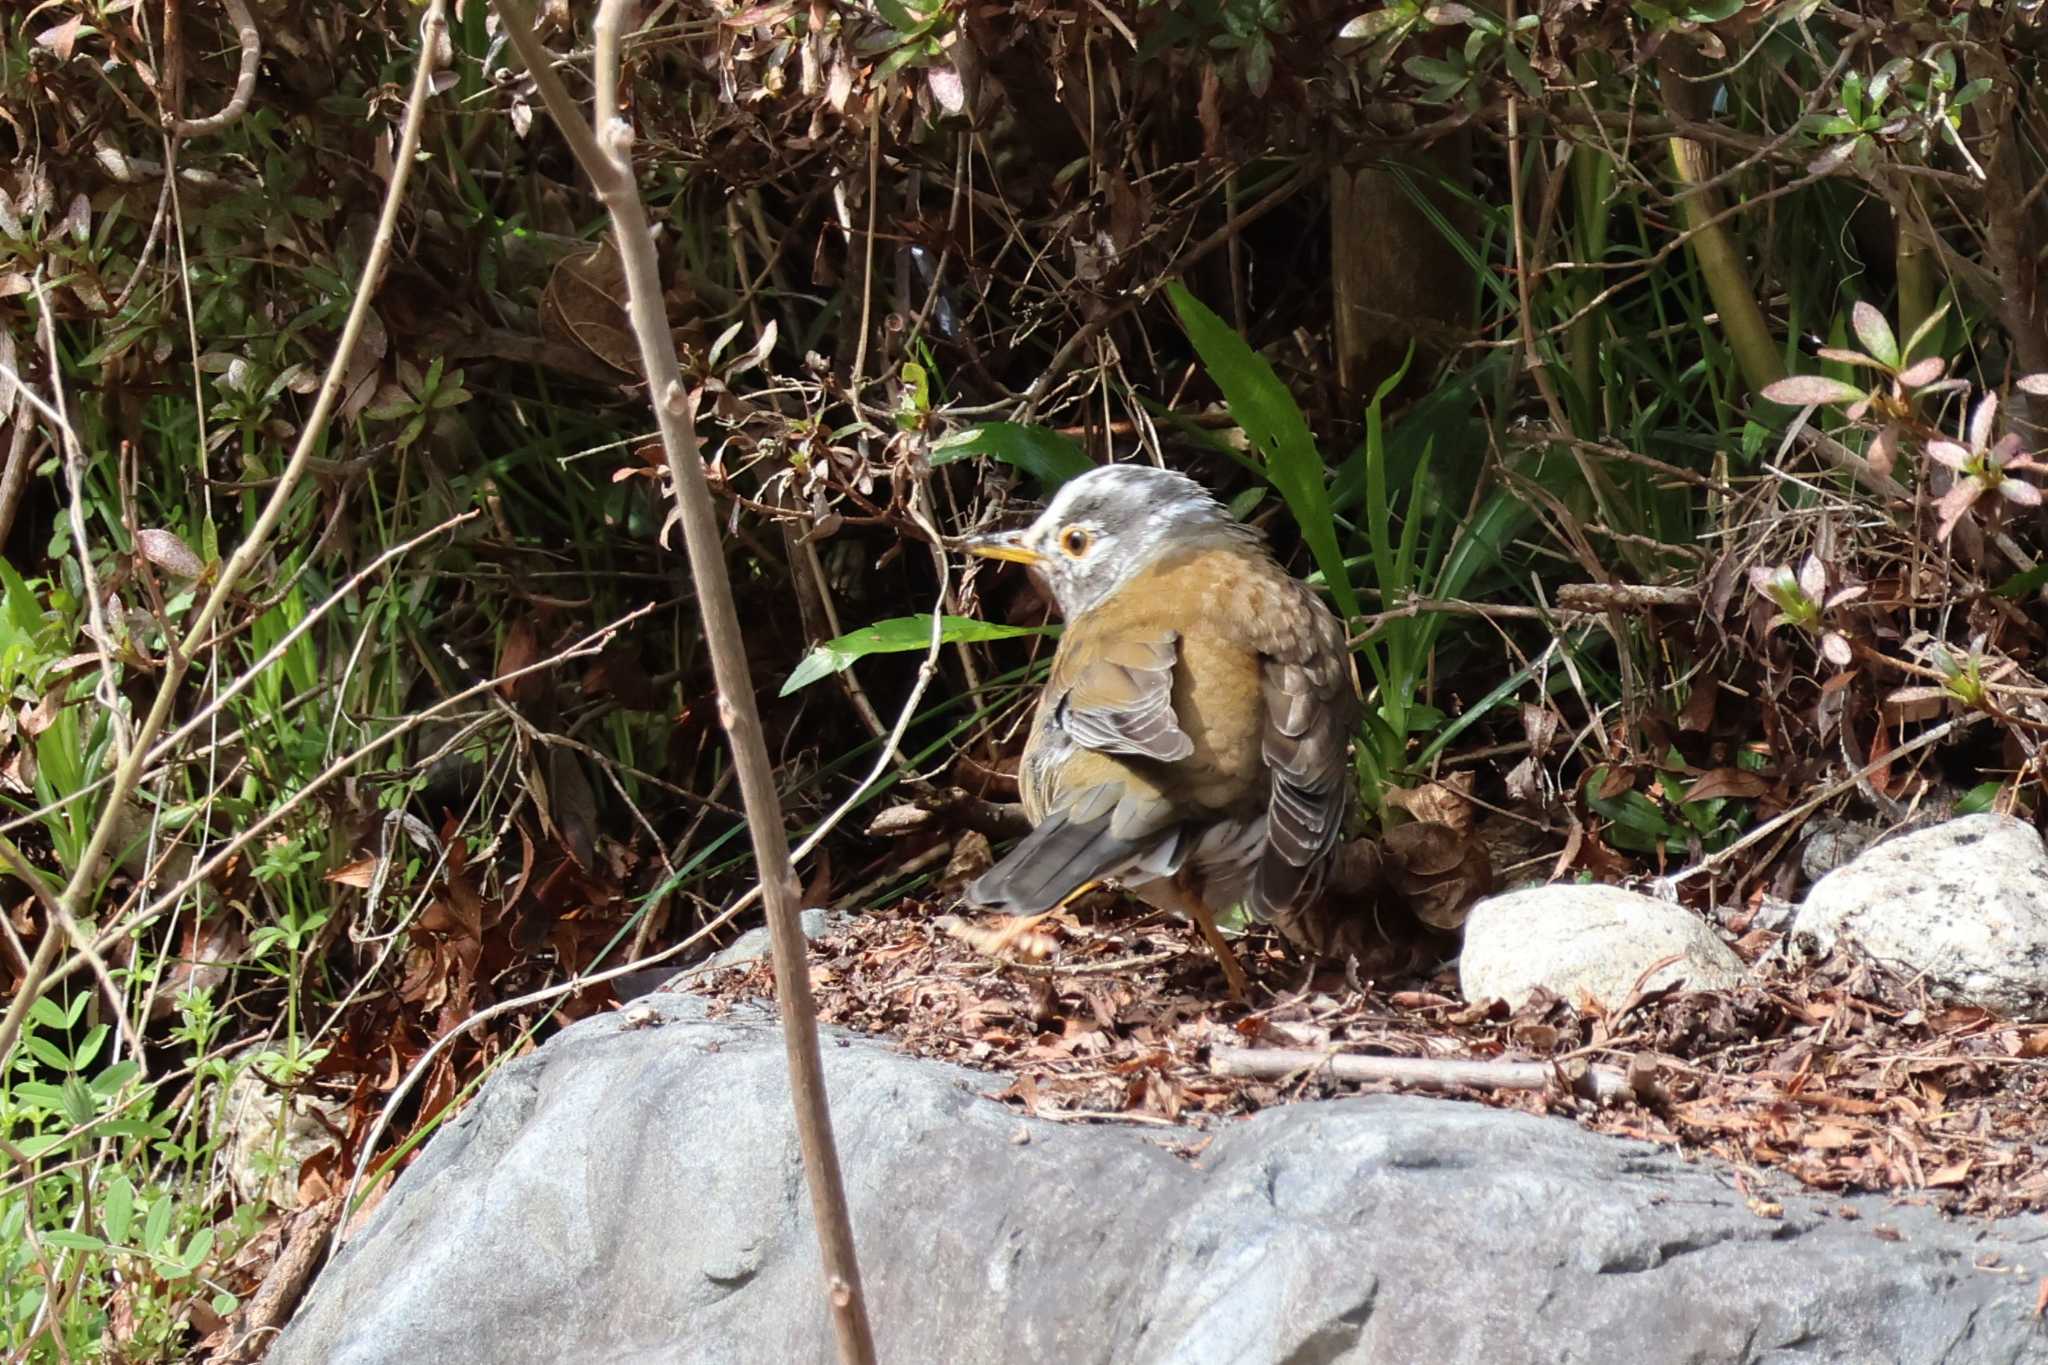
[930,422,1094,488]
[1165,281,1358,620]
[781,615,1054,695]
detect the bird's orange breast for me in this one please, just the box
[1047,544,1293,815]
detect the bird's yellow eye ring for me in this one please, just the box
[1059,526,1092,558]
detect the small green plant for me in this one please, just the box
[1586,747,1758,858]
[1749,553,1865,669]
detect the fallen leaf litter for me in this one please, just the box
[695,896,2048,1218]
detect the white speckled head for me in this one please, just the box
[966,464,1256,617]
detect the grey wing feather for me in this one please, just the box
[966,798,1185,913]
[1252,605,1357,916]
[1057,633,1194,762]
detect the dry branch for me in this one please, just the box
[491,4,875,1359]
[167,0,261,139]
[1210,1045,1654,1106]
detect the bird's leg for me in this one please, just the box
[1186,899,1251,1003]
[1136,879,1250,1002]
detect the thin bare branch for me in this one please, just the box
[1210,1046,1655,1105]
[492,2,876,1357]
[167,0,261,138]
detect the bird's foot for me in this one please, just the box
[938,911,1061,962]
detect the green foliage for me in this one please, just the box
[783,616,1055,695]
[929,423,1094,489]
[1586,749,1757,858]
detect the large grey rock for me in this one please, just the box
[1460,883,1746,1011]
[273,993,2048,1365]
[1792,813,2048,1019]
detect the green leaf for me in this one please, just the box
[181,1226,216,1274]
[1850,301,1899,370]
[1954,781,2002,816]
[90,1058,140,1097]
[1402,55,1465,85]
[781,616,1054,695]
[873,0,924,30]
[103,1175,135,1244]
[12,1080,67,1109]
[1164,281,1356,620]
[1993,561,2048,599]
[61,1074,96,1126]
[41,1229,108,1253]
[26,1034,71,1071]
[142,1194,172,1254]
[930,422,1094,488]
[1502,42,1541,100]
[96,1117,173,1140]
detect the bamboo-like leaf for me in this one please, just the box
[930,423,1094,488]
[782,615,1053,694]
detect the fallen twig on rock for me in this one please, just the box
[1210,1045,1659,1106]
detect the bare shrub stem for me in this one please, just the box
[493,3,875,1358]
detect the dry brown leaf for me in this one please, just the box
[326,856,379,889]
[939,831,993,892]
[540,240,639,374]
[1384,771,1477,831]
[1680,768,1771,803]
[1381,820,1494,931]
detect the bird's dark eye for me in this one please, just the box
[1059,526,1093,558]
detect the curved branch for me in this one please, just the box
[167,0,261,139]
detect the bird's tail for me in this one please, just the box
[966,808,1186,913]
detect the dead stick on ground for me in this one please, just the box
[1211,1046,1655,1106]
[493,4,875,1359]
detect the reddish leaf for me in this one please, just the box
[1761,374,1867,407]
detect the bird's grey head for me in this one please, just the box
[966,464,1252,618]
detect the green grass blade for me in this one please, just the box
[1165,280,1357,619]
[781,615,1055,695]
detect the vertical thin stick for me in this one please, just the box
[492,5,876,1360]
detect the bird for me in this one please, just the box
[961,463,1360,999]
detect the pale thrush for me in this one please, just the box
[963,464,1359,997]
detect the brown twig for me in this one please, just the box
[0,397,38,548]
[1210,1045,1655,1106]
[166,0,261,138]
[492,3,876,1358]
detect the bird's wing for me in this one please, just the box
[965,755,1188,914]
[1251,582,1358,916]
[972,619,1197,914]
[1048,622,1194,762]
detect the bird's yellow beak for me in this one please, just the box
[964,531,1042,566]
